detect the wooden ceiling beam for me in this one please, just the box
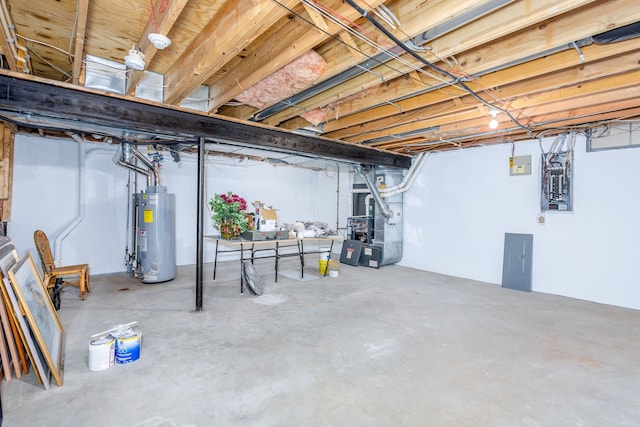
[304,0,492,90]
[0,0,18,72]
[525,106,640,131]
[341,54,640,143]
[518,85,640,126]
[214,0,487,118]
[163,0,300,105]
[327,45,640,140]
[261,0,601,126]
[366,72,640,149]
[377,93,640,151]
[412,106,640,154]
[512,72,640,120]
[327,0,637,131]
[126,0,190,95]
[206,0,387,112]
[71,0,90,85]
[301,2,328,32]
[321,17,640,136]
[322,37,640,134]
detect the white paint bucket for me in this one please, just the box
[115,329,142,364]
[88,336,115,371]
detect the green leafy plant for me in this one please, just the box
[209,192,249,238]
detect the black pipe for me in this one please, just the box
[195,137,205,311]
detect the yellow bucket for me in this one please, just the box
[319,259,328,275]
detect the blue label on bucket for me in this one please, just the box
[115,330,141,364]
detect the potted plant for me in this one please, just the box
[209,192,249,239]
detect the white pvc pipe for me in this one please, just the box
[52,133,87,266]
[52,136,116,265]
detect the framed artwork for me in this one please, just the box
[0,243,50,389]
[8,252,63,386]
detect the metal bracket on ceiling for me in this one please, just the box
[571,41,585,63]
[355,64,384,82]
[384,100,403,113]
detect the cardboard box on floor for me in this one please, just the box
[254,201,278,231]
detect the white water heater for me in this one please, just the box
[134,185,176,283]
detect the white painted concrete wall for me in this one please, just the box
[9,134,350,275]
[11,132,640,310]
[401,134,640,310]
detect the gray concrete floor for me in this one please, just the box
[2,257,639,426]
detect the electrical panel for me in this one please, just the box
[540,150,573,211]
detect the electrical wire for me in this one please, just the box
[150,0,172,33]
[16,34,73,79]
[68,0,79,66]
[21,41,72,79]
[270,0,453,97]
[360,0,509,107]
[345,0,533,136]
[301,0,453,86]
[16,34,72,57]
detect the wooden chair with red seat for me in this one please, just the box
[33,230,90,301]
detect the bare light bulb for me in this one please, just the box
[489,110,499,129]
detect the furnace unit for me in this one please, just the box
[349,167,404,267]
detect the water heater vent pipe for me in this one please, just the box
[117,160,152,186]
[118,143,159,186]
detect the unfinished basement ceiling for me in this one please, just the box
[0,0,639,154]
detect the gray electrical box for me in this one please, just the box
[502,233,533,292]
[510,155,531,176]
[540,151,573,211]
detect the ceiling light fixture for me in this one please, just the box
[124,46,146,70]
[148,33,172,50]
[489,110,499,129]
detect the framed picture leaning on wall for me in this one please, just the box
[8,253,64,386]
[0,243,50,389]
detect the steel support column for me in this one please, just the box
[195,137,205,311]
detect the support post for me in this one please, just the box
[195,137,205,311]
